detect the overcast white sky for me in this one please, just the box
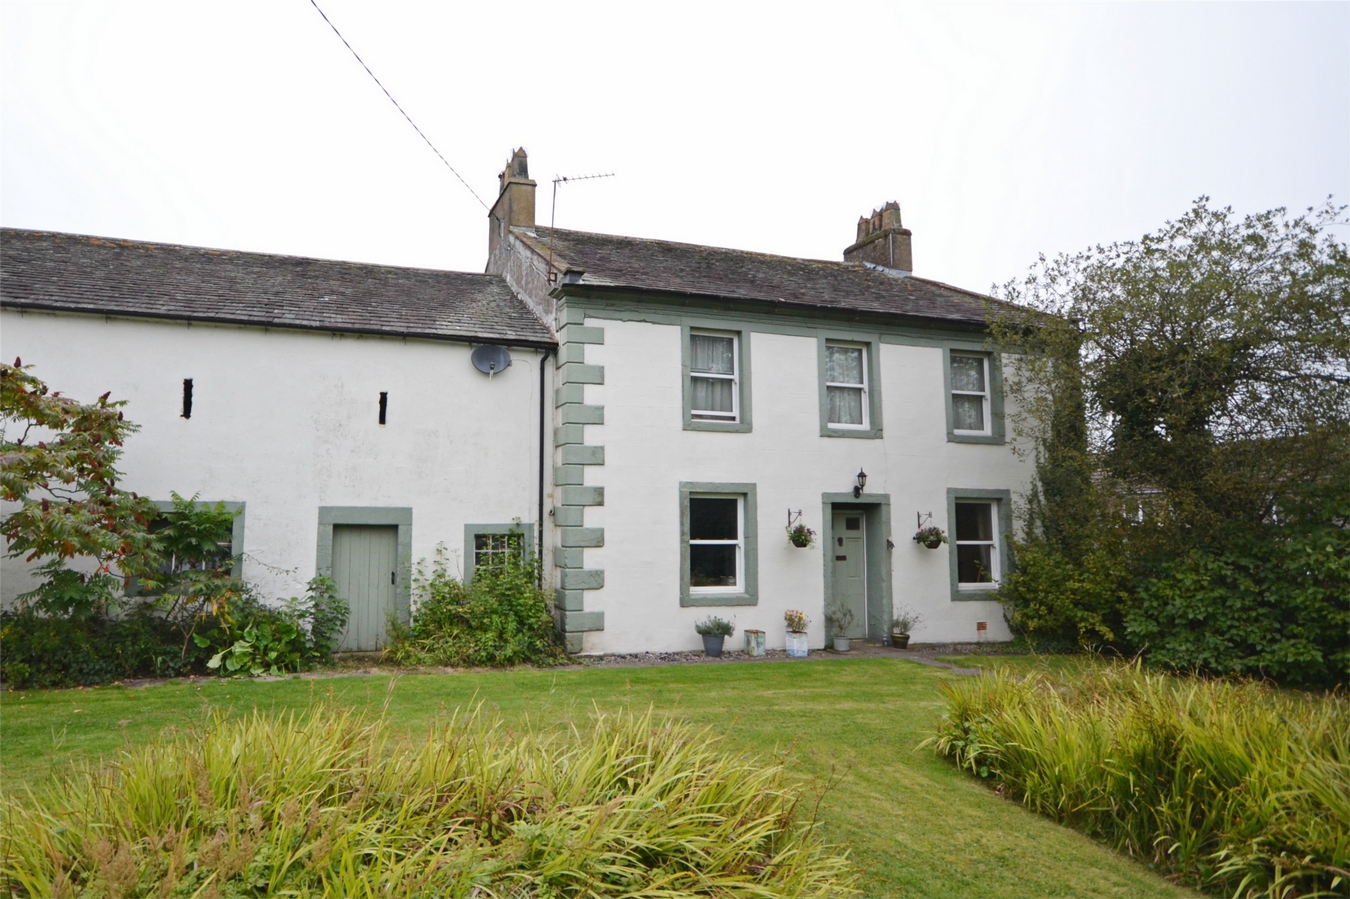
[3,1,1347,294]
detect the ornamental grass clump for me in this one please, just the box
[1,703,857,898]
[927,661,1350,898]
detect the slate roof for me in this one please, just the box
[514,226,1001,327]
[0,229,556,347]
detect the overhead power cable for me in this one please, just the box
[308,0,490,210]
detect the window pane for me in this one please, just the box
[957,544,994,583]
[953,394,985,431]
[690,544,738,587]
[955,502,993,541]
[826,345,864,385]
[828,386,864,425]
[690,497,738,540]
[951,355,986,392]
[691,334,734,375]
[691,376,734,415]
[474,532,522,572]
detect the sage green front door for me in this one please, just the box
[830,510,868,639]
[332,524,398,652]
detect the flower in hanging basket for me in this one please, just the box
[913,525,948,549]
[786,522,816,548]
[784,609,810,633]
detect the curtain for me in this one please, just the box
[828,386,864,425]
[691,377,734,414]
[826,345,863,385]
[691,335,734,374]
[950,355,985,392]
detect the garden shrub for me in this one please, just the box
[1126,516,1350,687]
[0,602,213,688]
[0,704,858,897]
[928,661,1350,898]
[1,577,348,688]
[387,543,563,667]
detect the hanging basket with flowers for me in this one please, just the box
[787,523,816,548]
[913,526,948,549]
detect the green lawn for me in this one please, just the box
[0,658,1198,899]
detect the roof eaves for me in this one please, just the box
[1,299,558,349]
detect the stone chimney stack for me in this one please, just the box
[843,201,912,273]
[488,147,536,258]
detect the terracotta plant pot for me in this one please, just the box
[702,634,726,657]
[891,632,911,649]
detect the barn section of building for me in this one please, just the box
[0,228,556,651]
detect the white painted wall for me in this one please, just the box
[0,310,548,609]
[578,319,1033,653]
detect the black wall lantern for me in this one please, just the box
[853,468,868,499]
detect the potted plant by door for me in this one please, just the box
[784,609,810,658]
[913,526,948,549]
[824,604,856,652]
[695,616,735,657]
[891,606,924,649]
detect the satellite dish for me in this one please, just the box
[471,345,513,375]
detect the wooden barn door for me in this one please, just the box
[332,525,398,652]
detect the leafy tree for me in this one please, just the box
[1,359,160,615]
[991,199,1349,684]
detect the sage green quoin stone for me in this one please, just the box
[561,445,604,466]
[554,465,585,486]
[555,588,586,611]
[559,404,604,425]
[559,486,604,506]
[560,324,605,344]
[560,568,604,591]
[561,609,605,632]
[556,343,588,365]
[559,363,604,386]
[554,547,586,570]
[555,424,586,446]
[555,384,586,407]
[560,527,605,548]
[552,506,585,527]
[564,633,584,653]
[558,305,587,326]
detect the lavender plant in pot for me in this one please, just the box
[890,606,923,649]
[824,604,856,652]
[695,616,735,657]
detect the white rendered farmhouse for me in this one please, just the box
[1,148,1032,653]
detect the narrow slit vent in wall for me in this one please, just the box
[181,379,193,419]
[378,391,388,425]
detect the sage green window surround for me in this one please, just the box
[817,334,883,439]
[679,482,758,607]
[946,488,1013,601]
[463,522,536,583]
[682,323,752,432]
[819,494,893,642]
[316,506,412,618]
[943,348,1006,445]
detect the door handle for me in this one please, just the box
[390,571,396,585]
